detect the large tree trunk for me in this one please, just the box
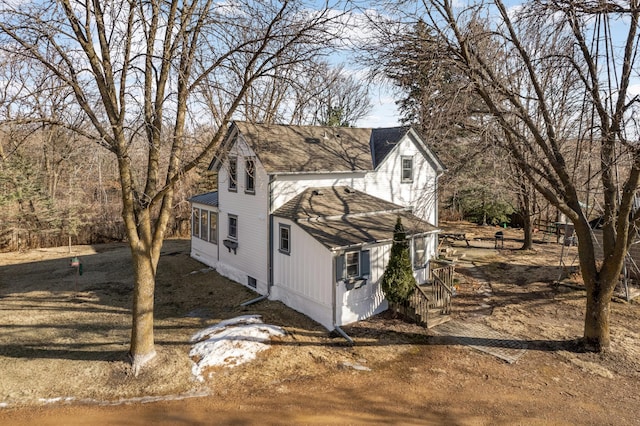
[574,220,621,351]
[130,242,157,374]
[583,282,613,351]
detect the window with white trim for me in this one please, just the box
[192,208,200,237]
[279,224,290,255]
[346,251,360,278]
[200,210,209,242]
[208,212,217,244]
[401,156,413,183]
[228,214,238,240]
[228,157,237,191]
[245,157,255,194]
[192,207,217,244]
[335,250,371,284]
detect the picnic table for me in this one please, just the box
[440,232,471,247]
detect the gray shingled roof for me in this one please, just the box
[370,126,410,168]
[273,187,438,249]
[189,191,218,207]
[233,121,374,173]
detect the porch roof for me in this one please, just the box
[273,187,438,249]
[189,191,218,207]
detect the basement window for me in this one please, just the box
[248,276,257,289]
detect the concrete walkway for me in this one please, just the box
[432,256,528,363]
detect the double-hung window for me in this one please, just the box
[192,208,200,237]
[200,210,209,241]
[208,212,217,244]
[401,156,413,183]
[245,157,255,194]
[335,250,371,285]
[228,214,238,240]
[346,251,360,278]
[228,157,237,191]
[279,224,290,255]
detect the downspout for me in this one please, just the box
[332,249,354,345]
[241,174,276,307]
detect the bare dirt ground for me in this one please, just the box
[0,223,639,425]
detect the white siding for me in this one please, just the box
[271,172,365,211]
[337,243,390,327]
[365,133,439,225]
[216,135,269,294]
[271,218,334,329]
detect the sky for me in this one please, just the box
[359,85,401,128]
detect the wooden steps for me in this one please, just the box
[427,309,451,328]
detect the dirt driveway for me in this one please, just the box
[1,226,639,425]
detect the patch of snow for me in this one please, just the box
[0,402,8,408]
[190,315,285,382]
[190,315,264,343]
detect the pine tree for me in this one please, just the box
[381,217,416,305]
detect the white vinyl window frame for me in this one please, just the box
[208,212,217,244]
[245,157,256,194]
[279,223,290,255]
[228,156,238,191]
[228,214,238,240]
[345,251,360,279]
[401,155,413,183]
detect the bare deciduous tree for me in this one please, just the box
[412,0,640,350]
[0,0,345,372]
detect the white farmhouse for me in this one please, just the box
[190,121,447,332]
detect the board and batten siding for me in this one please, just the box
[215,135,269,295]
[336,242,390,327]
[364,133,439,224]
[271,218,335,329]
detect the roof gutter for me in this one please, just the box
[330,229,441,252]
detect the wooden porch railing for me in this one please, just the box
[428,262,454,315]
[390,261,455,327]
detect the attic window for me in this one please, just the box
[344,187,356,194]
[305,137,321,144]
[245,157,255,194]
[312,189,324,196]
[401,156,413,183]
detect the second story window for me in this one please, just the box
[245,157,255,193]
[228,214,238,240]
[228,157,237,191]
[401,156,413,183]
